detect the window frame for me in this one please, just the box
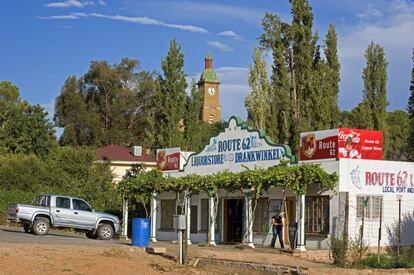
[72,198,92,212]
[356,195,383,220]
[55,196,71,209]
[160,199,176,231]
[305,195,330,234]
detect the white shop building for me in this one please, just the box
[149,117,414,250]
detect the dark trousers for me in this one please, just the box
[271,226,284,248]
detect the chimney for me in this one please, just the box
[131,146,142,157]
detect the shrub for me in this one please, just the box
[362,253,414,269]
[330,235,348,267]
[348,226,370,266]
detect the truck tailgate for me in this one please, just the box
[7,204,18,218]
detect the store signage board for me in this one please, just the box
[340,159,414,195]
[300,128,383,161]
[157,147,181,172]
[181,116,293,176]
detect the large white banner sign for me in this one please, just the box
[181,116,293,176]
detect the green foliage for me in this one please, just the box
[407,50,414,160]
[154,39,187,149]
[348,225,370,266]
[330,235,348,267]
[385,110,409,160]
[0,81,56,157]
[54,59,158,149]
[118,161,338,204]
[245,48,270,130]
[362,42,389,131]
[258,0,340,155]
[0,148,120,215]
[361,252,414,269]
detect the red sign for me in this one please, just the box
[156,148,180,171]
[338,128,382,160]
[300,128,382,161]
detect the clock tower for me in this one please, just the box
[198,49,221,124]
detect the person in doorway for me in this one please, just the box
[270,209,284,249]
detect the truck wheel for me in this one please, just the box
[97,223,114,240]
[23,222,31,233]
[86,231,98,239]
[32,218,50,236]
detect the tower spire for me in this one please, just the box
[205,49,213,69]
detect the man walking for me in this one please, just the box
[270,209,284,249]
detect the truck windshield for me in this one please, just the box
[33,195,50,207]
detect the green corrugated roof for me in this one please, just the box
[200,68,218,82]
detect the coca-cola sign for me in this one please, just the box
[300,128,382,161]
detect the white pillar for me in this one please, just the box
[243,190,255,248]
[208,196,216,246]
[297,194,306,251]
[185,193,192,244]
[150,192,157,242]
[121,196,129,239]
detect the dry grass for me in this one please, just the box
[101,248,132,259]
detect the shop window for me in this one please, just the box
[200,198,209,232]
[160,199,175,230]
[253,198,269,233]
[356,196,382,219]
[305,196,330,234]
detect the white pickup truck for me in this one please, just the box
[7,194,120,240]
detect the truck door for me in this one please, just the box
[71,198,96,229]
[53,196,73,226]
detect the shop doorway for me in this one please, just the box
[224,199,243,243]
[284,197,297,244]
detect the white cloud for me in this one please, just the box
[218,30,243,41]
[38,12,208,33]
[39,14,81,20]
[356,5,382,21]
[207,41,233,52]
[45,0,94,8]
[98,0,107,6]
[172,2,269,24]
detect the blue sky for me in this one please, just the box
[1,0,414,123]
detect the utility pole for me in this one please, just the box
[377,198,382,263]
[397,195,402,257]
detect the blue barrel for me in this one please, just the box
[132,218,151,247]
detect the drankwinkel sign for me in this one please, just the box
[181,116,294,176]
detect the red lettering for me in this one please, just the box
[390,173,395,186]
[366,172,372,185]
[372,172,378,185]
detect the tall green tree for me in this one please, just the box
[407,49,414,160]
[260,13,291,144]
[55,58,159,149]
[258,0,337,154]
[154,39,187,149]
[184,80,204,151]
[361,42,389,156]
[361,42,389,130]
[0,81,56,156]
[324,25,340,128]
[245,48,270,130]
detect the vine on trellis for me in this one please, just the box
[116,161,338,217]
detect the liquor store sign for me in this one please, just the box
[182,116,293,175]
[343,159,414,195]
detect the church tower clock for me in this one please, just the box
[198,49,221,124]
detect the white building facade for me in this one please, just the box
[150,118,414,250]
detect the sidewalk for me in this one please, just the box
[149,240,330,270]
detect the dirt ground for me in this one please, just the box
[0,242,272,275]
